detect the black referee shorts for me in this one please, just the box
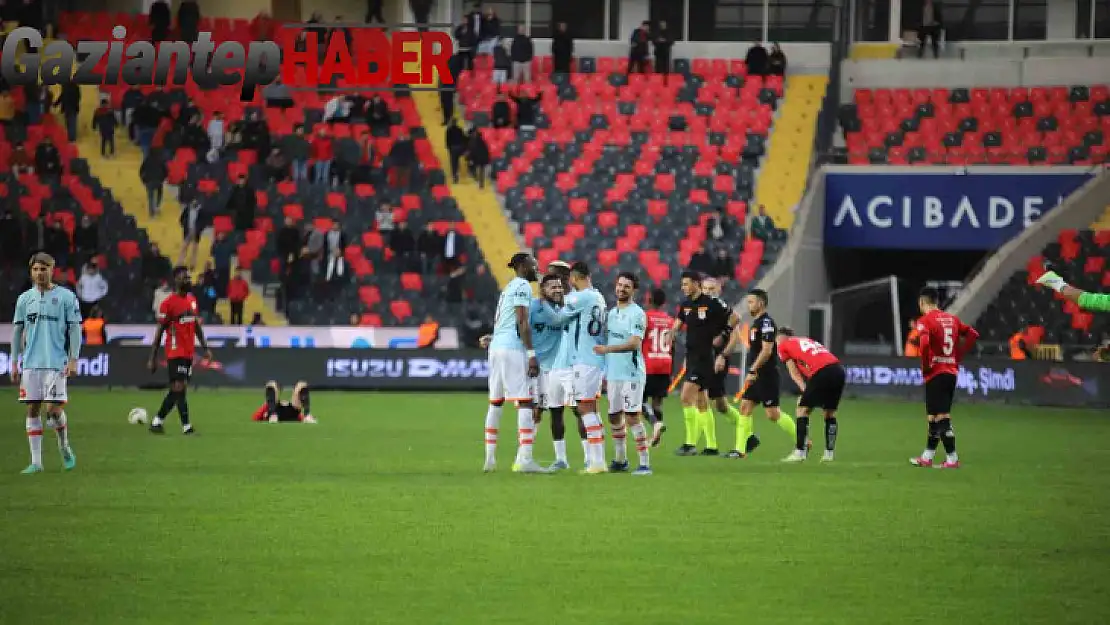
[685,354,726,399]
[925,373,958,416]
[741,371,780,407]
[799,363,846,411]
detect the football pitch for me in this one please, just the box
[1,389,1108,625]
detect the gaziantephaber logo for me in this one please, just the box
[0,23,454,101]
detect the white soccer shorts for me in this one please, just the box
[488,349,534,403]
[19,369,68,404]
[607,379,645,414]
[541,368,575,409]
[572,364,604,402]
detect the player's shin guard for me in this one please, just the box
[549,407,567,463]
[682,406,699,446]
[922,421,941,461]
[52,411,70,454]
[937,418,957,460]
[26,416,43,468]
[795,415,809,451]
[581,412,605,469]
[630,421,650,467]
[485,403,503,463]
[610,417,627,462]
[699,410,717,449]
[643,403,656,425]
[176,391,191,426]
[825,417,838,451]
[155,391,176,424]
[516,407,535,464]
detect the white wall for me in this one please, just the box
[1047,0,1079,39]
[618,0,649,42]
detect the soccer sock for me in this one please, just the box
[516,407,535,464]
[580,439,590,464]
[297,387,311,415]
[265,386,278,413]
[642,403,656,425]
[726,405,749,450]
[26,416,43,467]
[630,421,649,467]
[795,415,809,452]
[655,404,663,424]
[611,417,627,463]
[937,418,957,461]
[825,417,838,452]
[155,391,176,423]
[582,412,605,468]
[52,411,70,453]
[699,409,717,449]
[553,439,567,463]
[775,412,797,441]
[484,404,502,463]
[923,421,941,460]
[682,405,699,446]
[176,391,191,427]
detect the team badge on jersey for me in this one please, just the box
[697,307,707,319]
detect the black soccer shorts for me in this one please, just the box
[799,363,846,411]
[644,374,671,400]
[167,358,193,383]
[924,372,958,416]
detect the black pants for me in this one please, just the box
[469,162,486,188]
[230,301,244,325]
[366,0,384,23]
[100,132,115,156]
[449,149,464,182]
[440,91,455,124]
[918,25,941,58]
[627,55,649,74]
[655,54,671,76]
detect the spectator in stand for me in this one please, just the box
[628,22,651,74]
[311,125,334,186]
[688,244,713,276]
[241,110,271,160]
[417,224,442,274]
[478,7,501,56]
[152,279,173,317]
[376,202,395,233]
[367,95,391,135]
[56,82,81,142]
[179,199,207,270]
[211,230,236,297]
[439,70,457,125]
[250,312,265,327]
[276,216,301,275]
[132,98,161,157]
[24,84,46,125]
[768,43,787,76]
[282,124,311,182]
[34,137,62,181]
[228,174,257,233]
[24,215,46,256]
[750,204,777,241]
[366,0,385,23]
[446,263,466,303]
[454,20,476,72]
[746,41,769,77]
[228,269,250,325]
[492,39,511,88]
[82,306,107,346]
[654,21,674,78]
[249,10,275,42]
[510,25,534,83]
[417,314,440,348]
[467,127,491,189]
[73,215,99,270]
[140,148,168,217]
[10,142,33,176]
[324,94,352,124]
[706,208,731,242]
[552,22,574,75]
[142,242,172,287]
[76,262,108,318]
[0,90,15,128]
[712,249,735,281]
[491,95,511,128]
[303,222,326,282]
[325,221,347,284]
[510,88,541,129]
[206,111,226,161]
[263,77,294,109]
[0,209,22,270]
[178,0,201,43]
[442,225,462,271]
[445,119,467,183]
[92,98,117,157]
[918,0,944,59]
[349,313,361,326]
[45,221,70,269]
[389,132,416,190]
[389,221,417,273]
[411,0,433,31]
[265,147,289,183]
[195,262,219,317]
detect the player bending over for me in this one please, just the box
[483,253,546,473]
[545,260,590,467]
[776,328,846,463]
[11,253,81,474]
[252,381,318,423]
[594,272,652,475]
[642,288,675,447]
[909,287,978,469]
[734,288,796,458]
[148,266,211,435]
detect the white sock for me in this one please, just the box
[26,416,43,467]
[553,439,567,463]
[151,416,164,427]
[516,407,535,464]
[580,439,589,464]
[582,412,604,468]
[947,452,959,463]
[484,404,502,463]
[53,411,70,454]
[630,421,650,467]
[611,418,627,463]
[922,448,936,461]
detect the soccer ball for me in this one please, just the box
[128,408,148,425]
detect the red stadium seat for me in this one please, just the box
[400,273,423,292]
[117,240,140,263]
[390,300,413,322]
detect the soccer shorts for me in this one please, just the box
[572,364,604,402]
[685,354,726,399]
[607,379,645,414]
[644,374,670,400]
[168,357,193,383]
[741,370,780,407]
[488,349,533,402]
[799,363,846,411]
[541,368,574,409]
[18,368,67,404]
[924,372,958,416]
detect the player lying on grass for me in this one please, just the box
[11,252,81,474]
[775,327,846,463]
[252,381,318,423]
[1036,262,1110,311]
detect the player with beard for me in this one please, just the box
[733,289,796,458]
[544,260,590,469]
[148,266,212,435]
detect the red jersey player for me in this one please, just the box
[147,267,211,435]
[775,328,846,463]
[642,288,675,446]
[909,287,978,469]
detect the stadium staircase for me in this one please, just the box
[849,43,901,60]
[753,74,828,229]
[74,85,286,326]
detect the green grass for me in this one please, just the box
[1,389,1108,625]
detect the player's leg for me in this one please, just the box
[264,381,281,421]
[911,376,947,467]
[484,351,507,471]
[575,365,607,473]
[44,372,74,469]
[677,379,702,456]
[756,375,795,447]
[934,375,959,468]
[697,390,718,454]
[728,382,761,458]
[510,353,545,473]
[573,407,589,466]
[624,384,651,474]
[290,381,316,423]
[820,365,846,462]
[175,373,194,434]
[607,381,628,471]
[20,372,45,472]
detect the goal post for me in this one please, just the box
[828,275,904,357]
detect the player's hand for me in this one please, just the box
[715,355,727,373]
[478,334,492,349]
[527,356,539,378]
[532,410,542,425]
[744,373,758,386]
[203,349,213,362]
[10,362,20,384]
[593,345,607,355]
[64,359,77,378]
[712,336,723,348]
[148,358,158,373]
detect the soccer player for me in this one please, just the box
[775,327,846,463]
[642,288,674,447]
[594,272,652,475]
[1036,263,1110,311]
[670,272,748,457]
[252,381,318,423]
[551,261,610,473]
[545,260,589,466]
[909,287,978,469]
[10,252,82,474]
[735,289,796,458]
[483,252,545,473]
[528,275,576,469]
[148,266,212,435]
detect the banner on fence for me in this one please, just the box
[824,171,1093,249]
[0,325,460,349]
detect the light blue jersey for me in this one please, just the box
[489,277,533,351]
[553,287,607,370]
[530,298,566,372]
[11,285,82,370]
[605,302,647,381]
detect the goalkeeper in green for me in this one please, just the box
[1036,263,1110,311]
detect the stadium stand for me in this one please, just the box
[840,85,1110,166]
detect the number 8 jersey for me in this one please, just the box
[553,287,608,370]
